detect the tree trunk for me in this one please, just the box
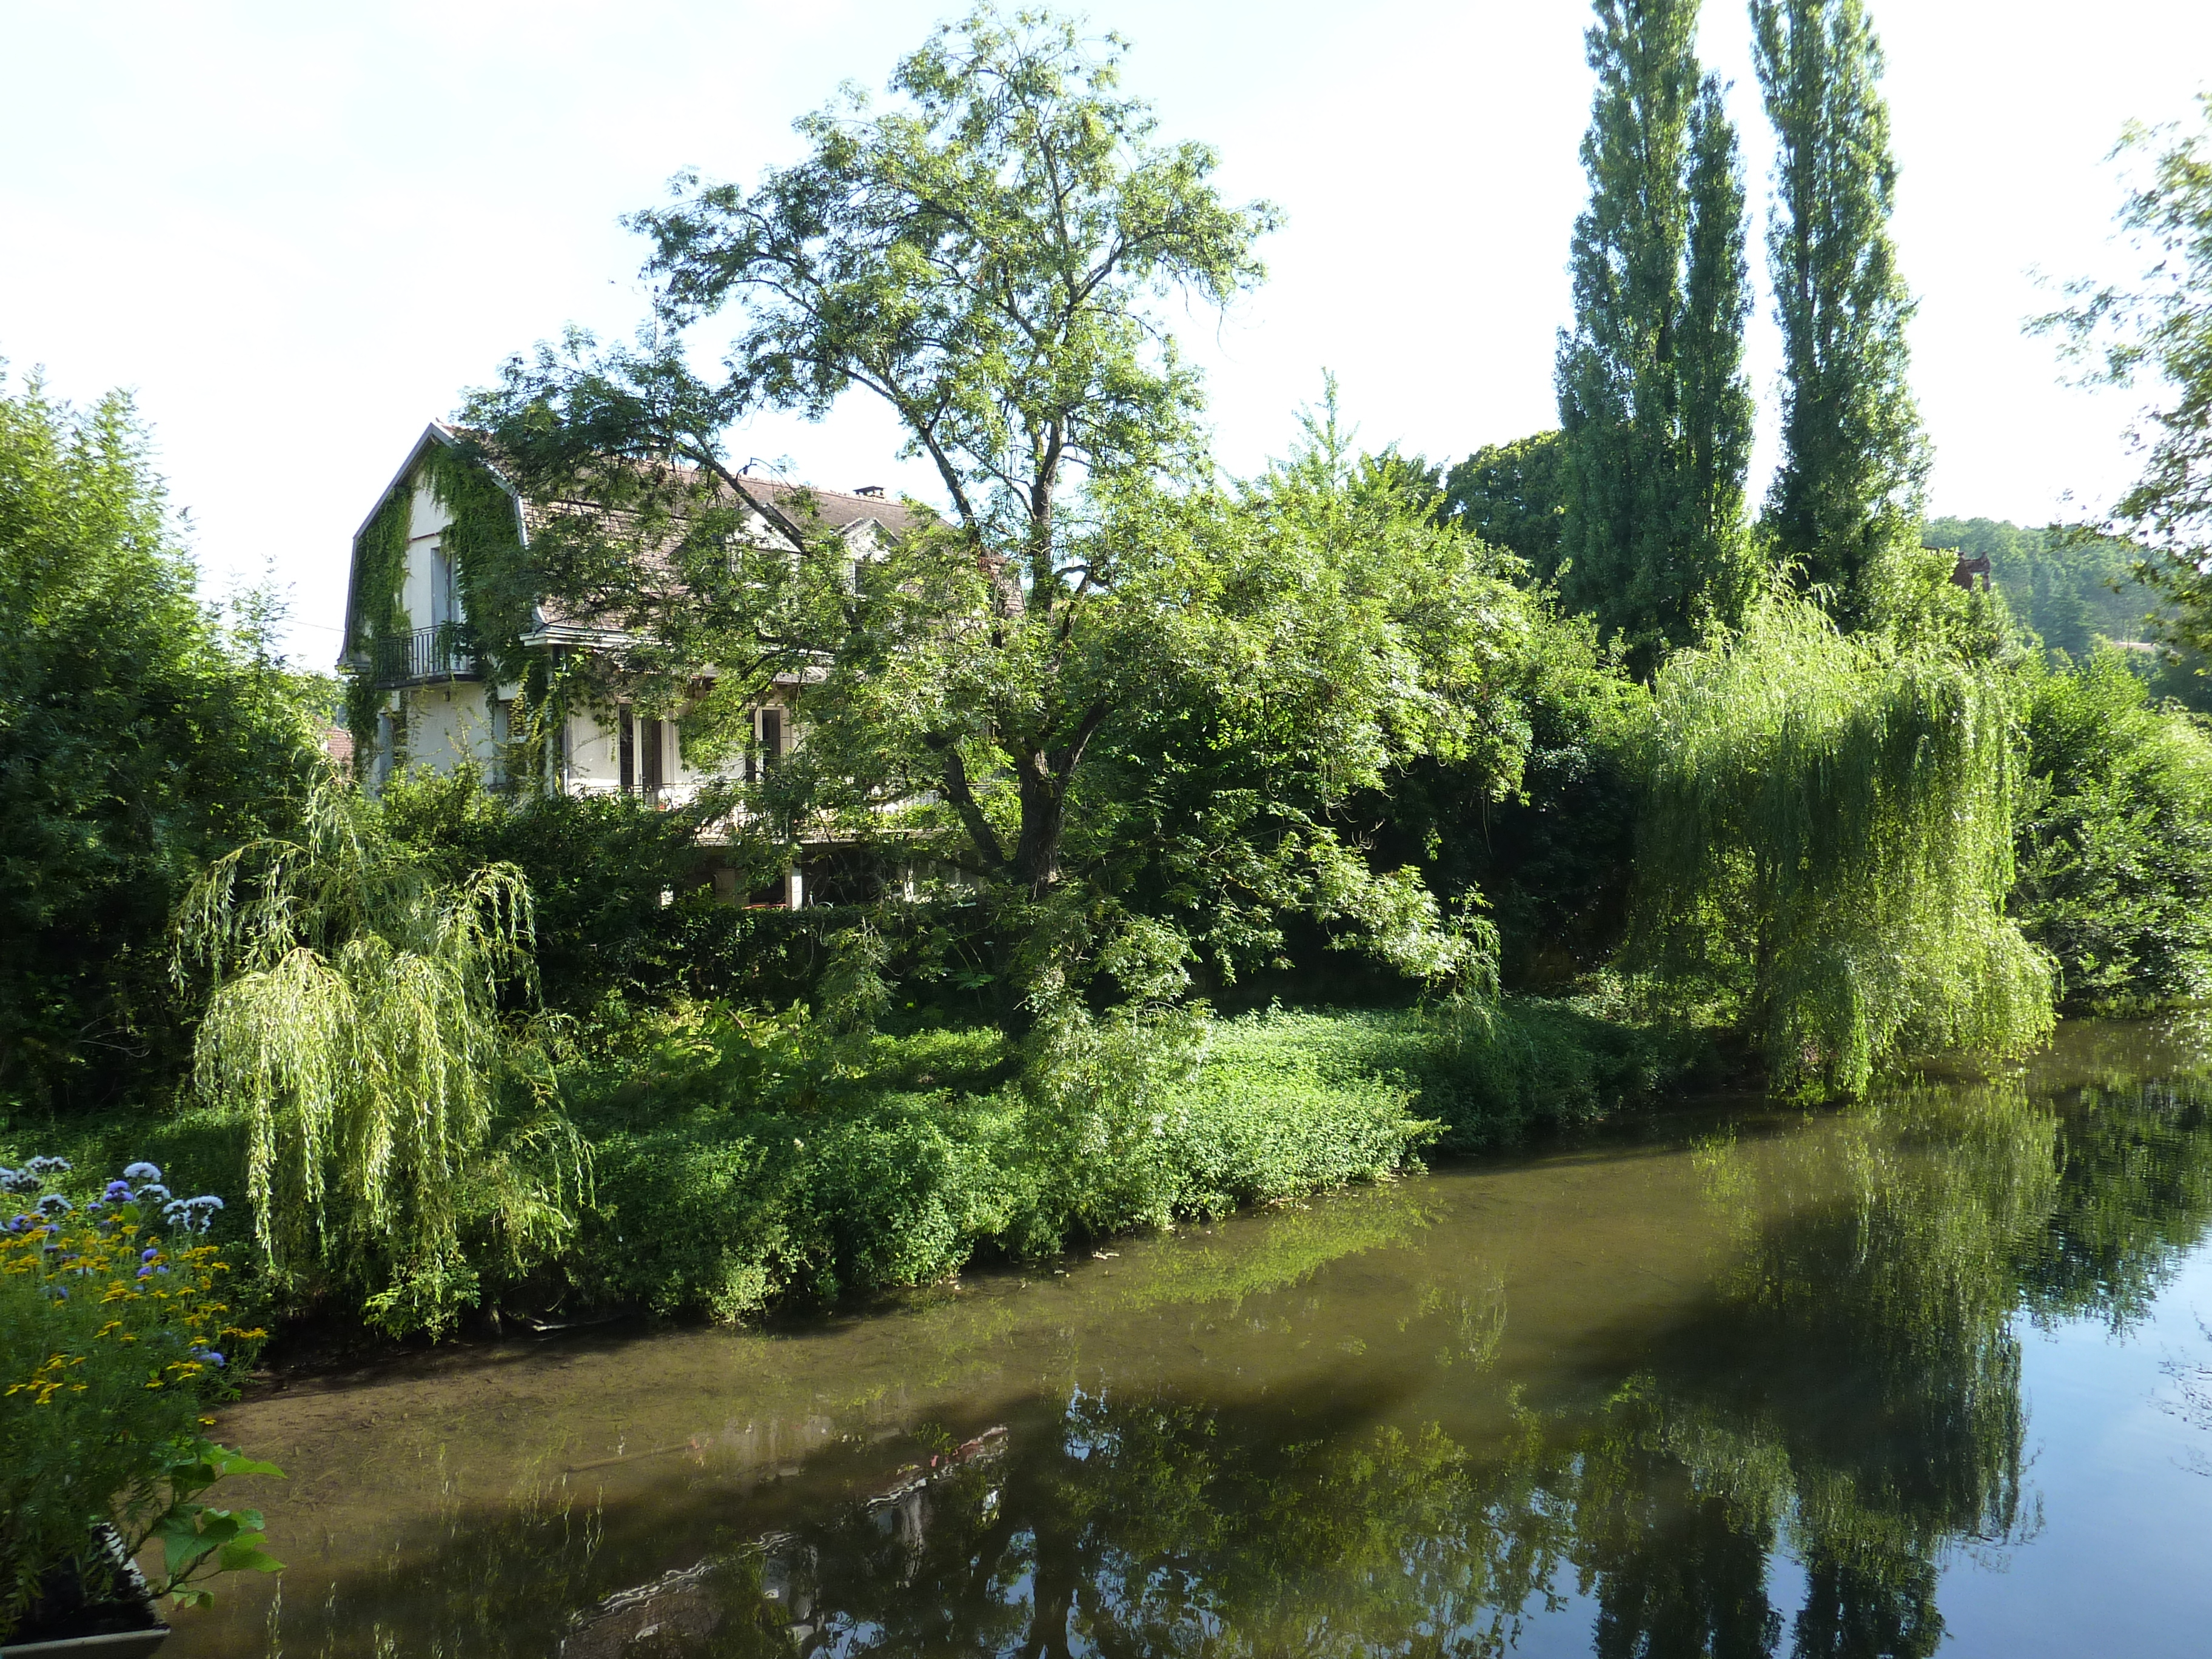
[1010,751,1069,898]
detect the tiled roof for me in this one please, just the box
[397,423,932,642]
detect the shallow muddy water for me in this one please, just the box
[170,1017,2212,1658]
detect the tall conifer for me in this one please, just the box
[1752,0,1928,598]
[1557,0,1755,675]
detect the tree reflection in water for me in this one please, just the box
[259,1041,2212,1659]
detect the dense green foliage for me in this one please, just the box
[1555,0,1757,670]
[1439,429,1566,572]
[1752,0,1929,598]
[175,783,585,1335]
[2013,649,2212,1012]
[555,993,1682,1321]
[1635,579,2054,1096]
[0,373,321,1114]
[375,765,762,1013]
[1379,597,1649,985]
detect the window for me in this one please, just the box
[618,705,635,793]
[640,716,665,797]
[427,545,459,629]
[747,705,783,784]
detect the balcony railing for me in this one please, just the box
[371,624,480,686]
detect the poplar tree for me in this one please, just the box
[1556,0,1756,676]
[1753,0,1929,599]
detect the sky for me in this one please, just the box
[3,0,2208,666]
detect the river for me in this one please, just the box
[168,1016,2212,1658]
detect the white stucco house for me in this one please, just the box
[340,422,913,906]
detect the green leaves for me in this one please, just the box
[144,1439,286,1610]
[1634,586,2055,1097]
[1752,0,1928,599]
[177,781,583,1336]
[2037,94,2212,666]
[0,370,324,1113]
[631,6,1275,546]
[1557,0,1757,673]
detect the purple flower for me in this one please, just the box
[122,1162,161,1184]
[141,1248,159,1262]
[35,1195,71,1218]
[106,1180,133,1201]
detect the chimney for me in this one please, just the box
[854,484,885,497]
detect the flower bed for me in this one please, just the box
[0,1159,281,1643]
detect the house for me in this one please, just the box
[338,421,914,905]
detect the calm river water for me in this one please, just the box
[170,1017,2212,1658]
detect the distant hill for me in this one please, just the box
[1922,517,2154,657]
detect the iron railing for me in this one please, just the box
[371,624,480,686]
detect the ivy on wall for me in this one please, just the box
[343,487,412,769]
[343,434,552,785]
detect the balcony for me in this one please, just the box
[371,624,481,686]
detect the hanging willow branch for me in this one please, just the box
[1634,592,2054,1097]
[173,783,572,1334]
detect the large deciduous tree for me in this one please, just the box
[0,370,322,1114]
[1752,0,1929,600]
[468,10,1515,1006]
[1556,0,1757,675]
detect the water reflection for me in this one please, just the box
[178,1021,2212,1658]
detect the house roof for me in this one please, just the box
[343,421,930,666]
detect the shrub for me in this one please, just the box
[0,1158,278,1638]
[556,994,1665,1323]
[2014,649,2212,1011]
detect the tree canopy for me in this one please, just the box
[1555,0,1757,674]
[1752,0,1929,599]
[0,370,322,1114]
[465,12,1532,1011]
[1634,574,2053,1098]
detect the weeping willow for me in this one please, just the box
[175,783,580,1334]
[1635,594,2054,1098]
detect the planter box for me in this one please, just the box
[1,1527,168,1658]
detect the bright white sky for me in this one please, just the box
[3,1,2207,666]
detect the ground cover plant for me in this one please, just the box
[551,992,1686,1323]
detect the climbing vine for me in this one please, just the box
[343,487,411,767]
[421,439,538,684]
[343,434,555,785]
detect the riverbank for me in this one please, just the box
[6,996,1697,1349]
